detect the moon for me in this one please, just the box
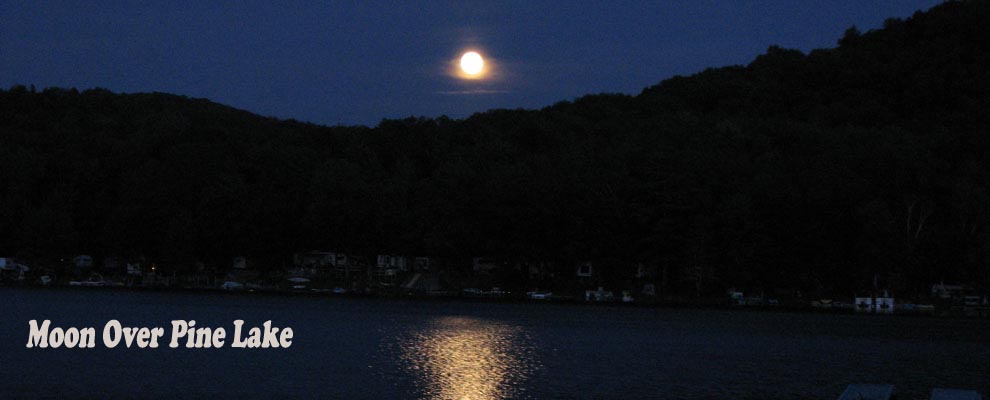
[460,51,484,76]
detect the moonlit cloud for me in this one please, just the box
[436,89,511,95]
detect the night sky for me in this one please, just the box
[2,1,941,127]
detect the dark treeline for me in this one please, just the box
[1,1,989,297]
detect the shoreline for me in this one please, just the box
[5,284,985,320]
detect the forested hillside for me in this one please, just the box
[2,1,988,297]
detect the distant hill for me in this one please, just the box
[1,1,988,297]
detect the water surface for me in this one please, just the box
[3,288,988,399]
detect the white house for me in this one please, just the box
[376,255,408,272]
[855,291,895,314]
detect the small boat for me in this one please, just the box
[931,388,982,400]
[69,273,110,287]
[585,287,615,302]
[837,384,894,400]
[527,291,552,300]
[286,276,310,290]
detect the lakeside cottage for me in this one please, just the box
[855,291,895,314]
[223,256,260,290]
[333,254,366,278]
[72,255,93,277]
[6,250,987,318]
[932,282,967,299]
[585,287,614,302]
[289,251,369,281]
[374,255,408,286]
[290,251,335,278]
[412,257,432,272]
[472,257,499,274]
[376,255,408,272]
[524,261,554,280]
[0,257,30,283]
[728,290,745,305]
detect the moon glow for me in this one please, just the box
[460,52,484,76]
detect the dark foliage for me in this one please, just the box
[2,1,988,297]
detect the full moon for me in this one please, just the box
[460,51,484,76]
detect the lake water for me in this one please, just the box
[2,287,988,399]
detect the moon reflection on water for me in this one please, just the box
[398,316,539,400]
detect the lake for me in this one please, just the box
[2,287,988,399]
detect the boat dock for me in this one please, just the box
[932,388,983,400]
[838,385,983,400]
[838,384,895,400]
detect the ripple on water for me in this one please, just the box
[395,316,539,400]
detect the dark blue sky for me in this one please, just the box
[2,1,941,127]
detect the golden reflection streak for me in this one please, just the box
[402,317,532,400]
